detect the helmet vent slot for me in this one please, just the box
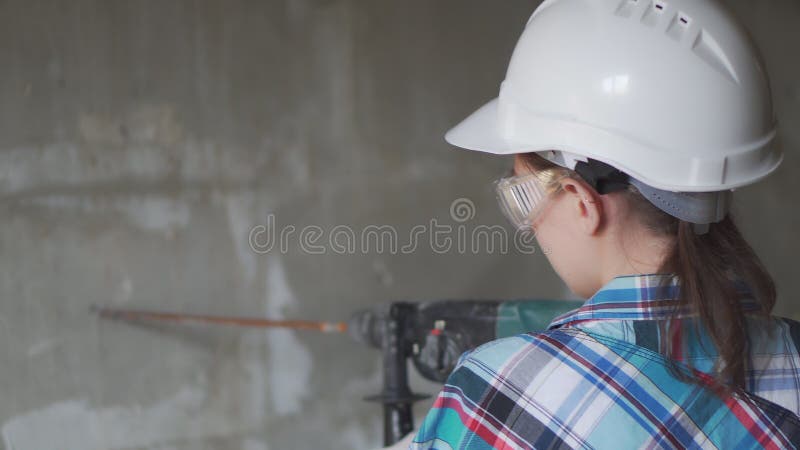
[666,12,692,41]
[640,1,666,27]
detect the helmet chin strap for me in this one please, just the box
[567,157,730,235]
[573,159,630,195]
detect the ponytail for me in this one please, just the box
[659,216,776,388]
[623,181,775,388]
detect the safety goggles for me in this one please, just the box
[495,171,565,231]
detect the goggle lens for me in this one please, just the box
[495,175,549,230]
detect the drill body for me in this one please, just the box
[350,299,582,445]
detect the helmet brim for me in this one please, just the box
[445,98,532,155]
[444,96,781,192]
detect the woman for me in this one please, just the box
[410,0,800,448]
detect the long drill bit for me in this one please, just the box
[91,305,348,333]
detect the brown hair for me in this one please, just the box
[521,153,776,389]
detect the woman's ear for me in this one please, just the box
[559,178,604,235]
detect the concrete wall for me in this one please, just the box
[0,1,797,449]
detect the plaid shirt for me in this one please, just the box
[411,274,800,449]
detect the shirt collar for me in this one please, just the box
[547,273,760,330]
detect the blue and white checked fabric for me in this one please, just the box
[411,274,800,449]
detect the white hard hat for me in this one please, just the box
[446,0,781,195]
